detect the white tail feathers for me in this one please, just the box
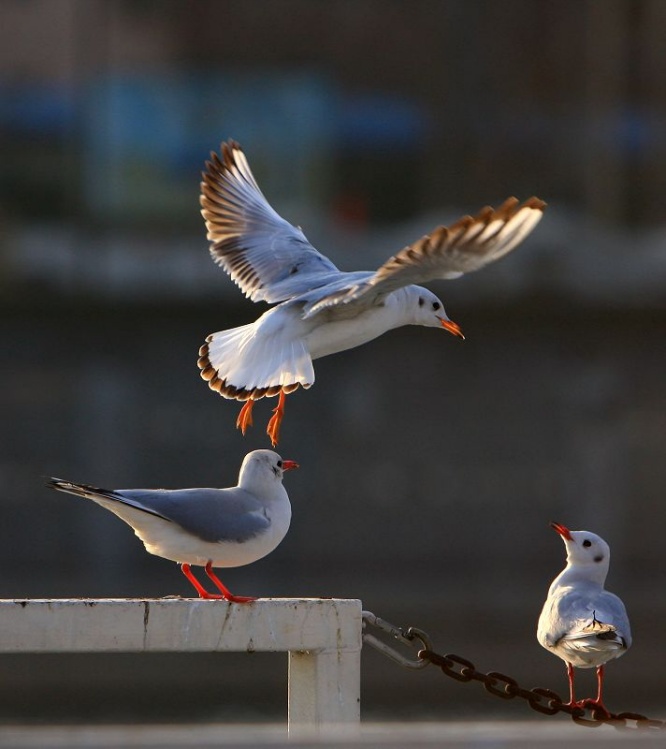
[198,322,315,400]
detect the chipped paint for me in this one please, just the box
[142,601,150,649]
[215,601,235,650]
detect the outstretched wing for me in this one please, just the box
[200,140,339,304]
[304,196,545,317]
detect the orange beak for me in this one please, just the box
[282,460,299,471]
[440,319,465,339]
[550,521,572,540]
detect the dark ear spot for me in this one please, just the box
[418,297,424,307]
[594,555,603,563]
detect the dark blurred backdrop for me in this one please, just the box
[1,0,665,726]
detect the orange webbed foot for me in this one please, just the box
[266,390,286,447]
[236,399,255,435]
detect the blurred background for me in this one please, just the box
[1,0,665,730]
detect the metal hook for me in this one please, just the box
[362,611,432,669]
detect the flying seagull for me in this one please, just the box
[198,139,545,445]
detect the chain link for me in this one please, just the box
[362,611,665,731]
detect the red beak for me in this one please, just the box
[550,521,572,540]
[281,460,299,472]
[440,319,465,339]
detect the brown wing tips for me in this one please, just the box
[419,195,546,253]
[506,195,546,217]
[198,139,264,297]
[521,195,547,211]
[198,139,249,229]
[376,195,546,283]
[199,140,266,232]
[448,195,546,233]
[199,141,244,235]
[200,140,242,189]
[446,195,546,250]
[196,341,301,402]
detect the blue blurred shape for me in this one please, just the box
[339,93,429,150]
[0,82,76,135]
[80,71,337,218]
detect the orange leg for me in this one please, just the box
[181,563,226,599]
[180,563,255,603]
[564,663,611,717]
[204,561,255,603]
[266,390,287,447]
[236,400,255,435]
[595,664,605,705]
[565,663,578,707]
[580,665,611,717]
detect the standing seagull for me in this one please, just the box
[48,450,298,603]
[537,522,631,714]
[198,139,546,445]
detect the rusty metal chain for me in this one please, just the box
[362,610,665,731]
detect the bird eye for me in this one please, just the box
[432,301,441,311]
[418,297,424,307]
[277,460,283,468]
[582,539,592,547]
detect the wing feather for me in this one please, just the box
[200,140,339,303]
[374,196,545,287]
[304,196,545,317]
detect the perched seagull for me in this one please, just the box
[47,450,298,603]
[537,522,631,714]
[198,139,546,445]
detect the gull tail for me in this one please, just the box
[47,478,169,521]
[561,616,628,657]
[197,322,315,401]
[47,478,118,503]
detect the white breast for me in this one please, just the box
[306,301,404,360]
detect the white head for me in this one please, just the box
[404,287,465,338]
[238,449,299,492]
[551,522,611,586]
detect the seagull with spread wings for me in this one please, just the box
[198,140,545,445]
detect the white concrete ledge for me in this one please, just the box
[0,598,362,654]
[0,598,363,730]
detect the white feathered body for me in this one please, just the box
[537,529,631,670]
[86,490,292,568]
[196,140,545,406]
[205,285,433,395]
[537,581,631,669]
[49,450,294,568]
